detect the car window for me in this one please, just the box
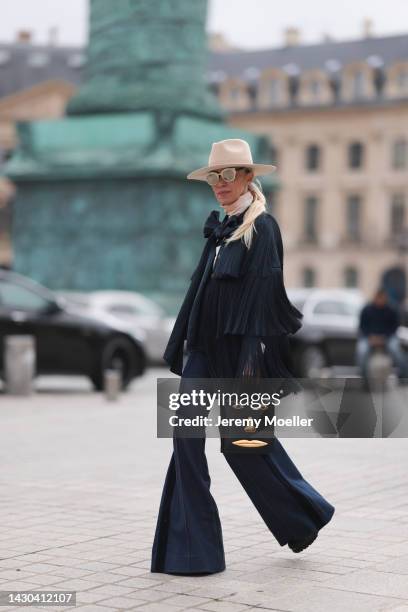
[0,280,50,311]
[342,301,364,316]
[107,302,162,317]
[313,300,357,316]
[61,294,90,308]
[108,304,140,317]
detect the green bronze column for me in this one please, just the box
[2,0,278,297]
[66,0,223,120]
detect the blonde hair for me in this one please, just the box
[224,176,267,249]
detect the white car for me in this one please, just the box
[57,290,175,364]
[285,288,408,376]
[287,288,365,331]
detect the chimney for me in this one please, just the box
[321,32,334,43]
[208,32,237,52]
[48,26,58,46]
[284,27,301,47]
[362,18,374,38]
[16,30,32,44]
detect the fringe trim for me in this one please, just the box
[227,335,303,397]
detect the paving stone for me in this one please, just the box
[255,583,398,611]
[1,372,407,610]
[92,595,146,609]
[160,593,215,608]
[324,568,408,599]
[199,600,252,611]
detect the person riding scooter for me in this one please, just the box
[356,287,408,384]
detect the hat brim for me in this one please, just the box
[187,163,277,181]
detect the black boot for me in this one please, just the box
[288,531,318,553]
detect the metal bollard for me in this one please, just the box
[4,335,36,395]
[367,349,392,392]
[104,368,121,401]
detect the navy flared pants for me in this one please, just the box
[151,350,335,574]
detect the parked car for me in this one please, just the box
[0,270,147,390]
[57,290,175,364]
[286,288,408,377]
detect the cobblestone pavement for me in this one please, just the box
[0,370,407,612]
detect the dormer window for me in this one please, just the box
[351,70,365,99]
[28,51,49,67]
[341,63,375,102]
[269,79,281,104]
[396,68,408,91]
[0,49,11,66]
[67,53,86,69]
[257,69,288,109]
[220,79,251,111]
[242,66,260,81]
[230,87,240,102]
[384,62,408,99]
[298,70,333,106]
[309,79,321,98]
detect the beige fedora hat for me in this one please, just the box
[187,138,276,181]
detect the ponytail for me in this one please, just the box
[225,177,267,249]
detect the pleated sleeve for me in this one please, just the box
[211,213,303,339]
[211,212,303,387]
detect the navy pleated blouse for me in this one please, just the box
[163,207,304,392]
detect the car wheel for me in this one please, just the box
[297,345,327,378]
[90,336,145,392]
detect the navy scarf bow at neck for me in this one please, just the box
[203,210,241,242]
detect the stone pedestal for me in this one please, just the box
[2,0,278,301]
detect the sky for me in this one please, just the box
[0,0,407,50]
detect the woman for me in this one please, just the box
[151,139,335,575]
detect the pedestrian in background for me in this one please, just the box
[356,287,408,382]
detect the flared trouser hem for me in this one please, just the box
[151,437,226,575]
[151,350,335,574]
[224,437,335,546]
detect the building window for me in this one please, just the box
[346,194,362,242]
[304,196,318,242]
[390,193,406,236]
[344,266,358,288]
[67,53,86,69]
[309,79,321,99]
[302,267,316,287]
[396,68,408,92]
[392,139,407,170]
[28,52,49,68]
[351,70,365,98]
[305,144,320,171]
[348,141,364,169]
[230,87,240,102]
[0,49,11,66]
[269,78,282,104]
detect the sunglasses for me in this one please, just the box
[206,167,248,186]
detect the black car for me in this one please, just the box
[0,270,147,390]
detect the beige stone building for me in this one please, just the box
[208,27,408,299]
[0,30,82,266]
[1,27,408,302]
